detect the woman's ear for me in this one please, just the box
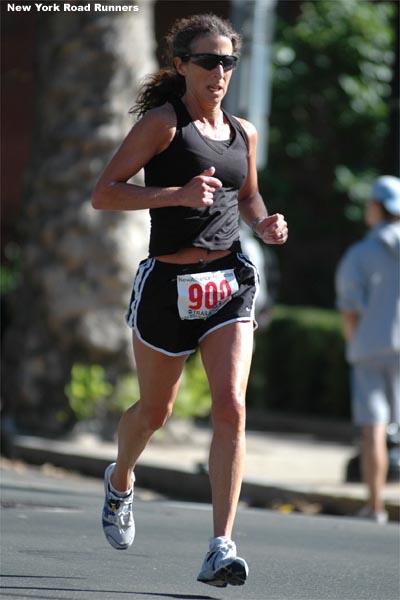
[174,57,186,76]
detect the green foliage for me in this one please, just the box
[0,243,21,296]
[271,0,393,168]
[65,364,114,421]
[334,165,377,222]
[65,366,140,421]
[0,265,19,296]
[248,305,351,419]
[264,0,396,306]
[65,305,350,425]
[173,351,211,419]
[65,357,211,424]
[110,373,139,415]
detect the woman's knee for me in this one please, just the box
[211,391,246,431]
[139,403,173,432]
[123,400,173,432]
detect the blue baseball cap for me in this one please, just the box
[371,175,400,216]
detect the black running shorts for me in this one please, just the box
[126,252,259,356]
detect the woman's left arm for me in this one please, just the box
[237,118,288,245]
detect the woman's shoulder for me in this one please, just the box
[136,103,177,153]
[139,103,177,131]
[229,115,257,156]
[233,116,257,141]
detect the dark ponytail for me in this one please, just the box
[131,69,185,117]
[131,13,241,117]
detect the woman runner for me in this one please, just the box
[92,13,288,588]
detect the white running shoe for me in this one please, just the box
[102,463,135,550]
[197,536,249,587]
[355,506,388,524]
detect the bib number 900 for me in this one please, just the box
[189,279,233,310]
[177,269,239,320]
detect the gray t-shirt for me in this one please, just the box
[335,222,400,364]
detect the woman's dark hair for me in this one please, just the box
[131,13,241,117]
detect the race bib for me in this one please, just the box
[177,269,239,320]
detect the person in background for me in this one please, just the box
[335,175,400,524]
[92,13,288,587]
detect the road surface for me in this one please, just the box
[0,462,399,600]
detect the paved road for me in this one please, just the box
[0,463,399,600]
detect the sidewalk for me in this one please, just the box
[9,418,400,522]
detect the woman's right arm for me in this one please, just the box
[92,105,221,211]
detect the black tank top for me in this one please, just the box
[145,99,249,256]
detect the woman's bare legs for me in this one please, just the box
[111,332,189,492]
[111,320,254,538]
[199,322,254,539]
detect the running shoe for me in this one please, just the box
[102,462,135,550]
[355,506,388,524]
[197,536,248,587]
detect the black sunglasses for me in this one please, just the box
[181,53,238,72]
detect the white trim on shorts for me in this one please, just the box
[127,251,259,357]
[127,257,156,330]
[127,257,197,357]
[134,331,197,357]
[237,252,259,321]
[198,317,254,345]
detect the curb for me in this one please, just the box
[10,435,400,523]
